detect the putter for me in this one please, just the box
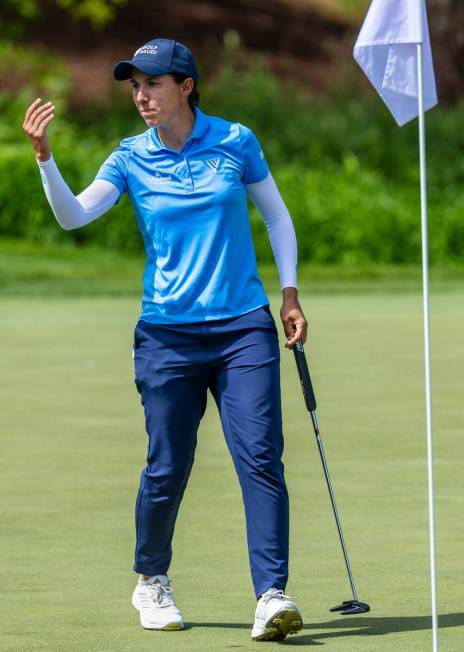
[293,339,370,615]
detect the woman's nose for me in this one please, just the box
[136,89,147,103]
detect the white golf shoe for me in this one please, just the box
[132,575,184,630]
[252,588,303,641]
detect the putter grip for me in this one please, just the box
[293,340,317,412]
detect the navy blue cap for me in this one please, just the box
[113,38,199,81]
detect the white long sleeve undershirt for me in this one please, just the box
[37,156,119,230]
[247,175,298,290]
[37,156,298,289]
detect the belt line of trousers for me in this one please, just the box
[132,305,289,598]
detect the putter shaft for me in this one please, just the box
[309,408,358,602]
[293,339,369,613]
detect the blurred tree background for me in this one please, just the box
[1,0,463,266]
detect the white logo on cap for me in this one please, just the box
[134,44,159,57]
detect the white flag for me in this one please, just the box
[353,0,438,126]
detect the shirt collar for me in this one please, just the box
[187,107,210,142]
[148,107,210,153]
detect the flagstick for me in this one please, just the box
[417,41,438,652]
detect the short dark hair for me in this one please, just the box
[170,72,200,110]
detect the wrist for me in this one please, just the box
[282,286,298,299]
[34,142,51,162]
[35,151,51,163]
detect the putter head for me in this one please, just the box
[330,600,370,615]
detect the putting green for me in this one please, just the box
[1,293,463,651]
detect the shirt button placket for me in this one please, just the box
[182,157,194,193]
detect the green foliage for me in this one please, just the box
[308,0,370,22]
[2,0,39,19]
[2,0,127,27]
[55,0,127,27]
[2,56,464,265]
[0,41,71,104]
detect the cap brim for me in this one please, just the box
[113,59,174,81]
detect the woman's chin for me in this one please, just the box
[141,115,159,127]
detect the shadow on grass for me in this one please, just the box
[186,613,464,646]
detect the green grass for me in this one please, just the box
[0,239,143,296]
[2,237,464,296]
[1,292,464,651]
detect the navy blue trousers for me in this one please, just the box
[133,305,289,598]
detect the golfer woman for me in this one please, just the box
[23,38,307,642]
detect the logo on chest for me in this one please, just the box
[146,171,172,185]
[205,158,221,172]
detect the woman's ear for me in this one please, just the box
[181,78,194,96]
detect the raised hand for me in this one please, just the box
[23,98,55,162]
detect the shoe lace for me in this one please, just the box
[261,588,289,604]
[147,581,175,608]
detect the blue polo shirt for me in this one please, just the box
[95,108,270,324]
